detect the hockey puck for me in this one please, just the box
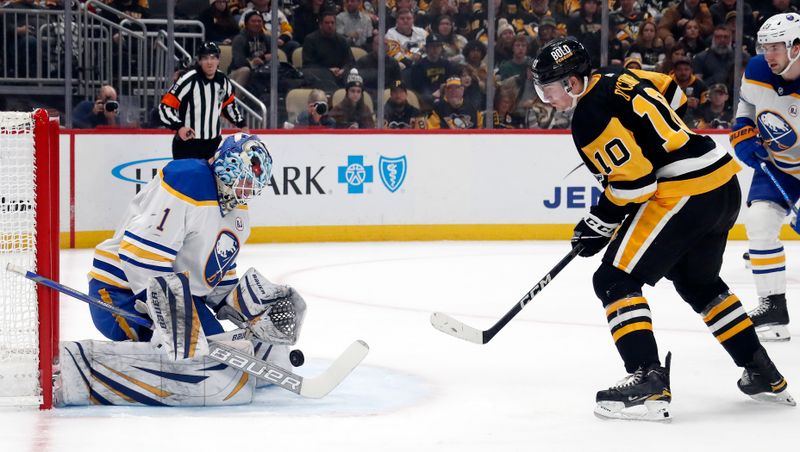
[290,349,305,367]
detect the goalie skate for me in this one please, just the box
[594,353,672,423]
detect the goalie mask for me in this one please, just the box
[530,38,591,111]
[212,133,272,215]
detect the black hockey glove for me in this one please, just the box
[571,212,620,257]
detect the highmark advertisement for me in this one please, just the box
[61,132,748,246]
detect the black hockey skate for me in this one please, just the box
[738,348,796,406]
[594,352,672,422]
[748,294,790,342]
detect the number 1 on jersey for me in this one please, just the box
[156,208,171,231]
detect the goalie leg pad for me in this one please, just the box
[146,273,209,360]
[207,332,293,389]
[57,340,255,407]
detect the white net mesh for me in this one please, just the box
[0,112,41,404]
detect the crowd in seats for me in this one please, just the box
[5,0,792,129]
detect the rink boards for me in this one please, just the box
[57,130,782,248]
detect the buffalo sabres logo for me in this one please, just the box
[205,230,240,286]
[758,110,798,152]
[379,155,407,193]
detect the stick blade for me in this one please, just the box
[299,340,370,399]
[430,312,486,344]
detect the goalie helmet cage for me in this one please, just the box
[0,109,60,409]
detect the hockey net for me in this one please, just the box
[0,109,59,409]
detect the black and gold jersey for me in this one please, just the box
[426,100,484,130]
[571,69,740,222]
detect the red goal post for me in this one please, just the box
[0,109,60,409]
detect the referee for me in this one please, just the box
[158,42,247,160]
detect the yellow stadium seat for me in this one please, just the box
[351,47,368,61]
[285,88,314,123]
[219,44,232,73]
[292,47,303,68]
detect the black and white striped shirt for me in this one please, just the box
[158,69,245,139]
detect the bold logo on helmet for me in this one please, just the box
[550,44,574,63]
[757,110,798,152]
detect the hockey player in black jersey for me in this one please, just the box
[531,38,795,421]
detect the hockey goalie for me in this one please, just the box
[58,134,307,407]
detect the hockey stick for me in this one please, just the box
[430,245,583,344]
[6,264,368,399]
[760,162,800,217]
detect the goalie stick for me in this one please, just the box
[6,264,368,399]
[430,245,582,344]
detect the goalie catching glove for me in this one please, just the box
[216,267,306,345]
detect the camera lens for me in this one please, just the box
[105,100,119,112]
[314,101,328,115]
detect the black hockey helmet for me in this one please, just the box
[197,41,221,58]
[530,38,591,85]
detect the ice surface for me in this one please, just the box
[2,241,799,451]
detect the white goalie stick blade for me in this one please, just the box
[430,312,485,344]
[208,340,369,399]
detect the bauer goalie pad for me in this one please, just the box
[220,268,306,345]
[146,273,209,360]
[56,340,255,407]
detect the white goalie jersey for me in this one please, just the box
[89,159,249,306]
[736,54,800,178]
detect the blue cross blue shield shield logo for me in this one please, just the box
[379,155,407,193]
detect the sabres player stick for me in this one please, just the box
[6,264,369,399]
[430,245,582,344]
[760,162,800,217]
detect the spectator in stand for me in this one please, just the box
[695,82,733,129]
[626,19,664,71]
[293,0,334,44]
[692,24,741,89]
[494,19,517,67]
[228,11,271,90]
[656,42,688,74]
[424,0,462,32]
[330,69,375,128]
[336,0,374,49]
[657,0,713,48]
[303,10,355,90]
[199,0,240,44]
[527,15,558,58]
[492,88,524,129]
[158,42,246,160]
[724,11,756,57]
[677,19,707,58]
[623,55,643,70]
[387,0,425,29]
[460,63,484,113]
[384,79,425,129]
[497,35,530,81]
[670,56,707,127]
[386,8,428,70]
[567,0,603,68]
[461,40,490,101]
[410,33,457,111]
[356,36,402,100]
[610,0,650,50]
[239,0,299,57]
[434,14,468,65]
[293,89,336,128]
[711,0,754,34]
[756,0,798,28]
[427,76,483,129]
[73,85,120,129]
[100,0,150,22]
[2,0,45,77]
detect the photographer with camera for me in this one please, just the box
[72,85,120,129]
[293,89,335,128]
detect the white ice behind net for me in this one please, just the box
[0,112,41,404]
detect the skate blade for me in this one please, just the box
[749,390,797,407]
[593,400,672,423]
[755,324,791,342]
